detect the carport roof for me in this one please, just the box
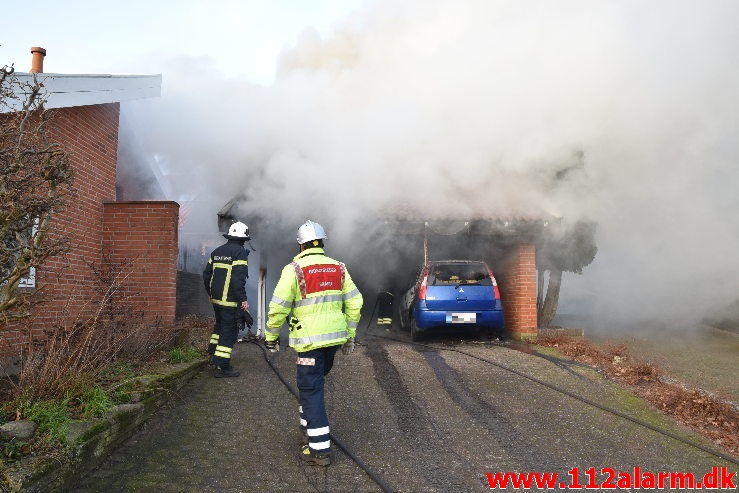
[382,216,556,240]
[217,196,559,241]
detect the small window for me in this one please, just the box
[1,218,38,289]
[18,267,36,288]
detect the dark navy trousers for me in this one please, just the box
[208,305,238,369]
[297,345,339,454]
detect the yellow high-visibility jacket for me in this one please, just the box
[266,248,363,352]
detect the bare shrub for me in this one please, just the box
[175,314,213,349]
[600,342,627,358]
[10,256,178,404]
[609,362,661,385]
[14,318,176,404]
[540,335,604,365]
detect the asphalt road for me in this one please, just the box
[76,326,737,492]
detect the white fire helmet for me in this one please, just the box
[224,221,250,240]
[296,220,327,245]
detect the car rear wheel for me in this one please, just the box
[410,317,422,341]
[397,301,409,331]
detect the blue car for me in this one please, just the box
[399,260,505,340]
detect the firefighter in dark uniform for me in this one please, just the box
[376,289,394,330]
[203,221,251,378]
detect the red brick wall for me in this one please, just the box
[103,201,179,326]
[1,103,179,359]
[1,104,121,355]
[41,103,120,317]
[499,243,538,339]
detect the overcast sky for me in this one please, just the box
[2,0,362,84]
[4,1,738,332]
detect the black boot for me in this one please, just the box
[300,445,331,466]
[215,366,240,378]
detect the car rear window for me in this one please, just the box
[428,262,492,286]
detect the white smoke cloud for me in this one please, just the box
[121,0,739,331]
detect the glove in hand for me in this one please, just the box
[342,337,355,355]
[265,338,280,353]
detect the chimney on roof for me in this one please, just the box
[30,47,46,73]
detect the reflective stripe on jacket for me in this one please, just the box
[266,247,363,352]
[203,240,249,307]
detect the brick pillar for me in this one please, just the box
[103,201,179,326]
[499,242,538,340]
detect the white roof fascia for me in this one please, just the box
[4,72,161,110]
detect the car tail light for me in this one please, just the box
[418,268,429,300]
[488,269,501,300]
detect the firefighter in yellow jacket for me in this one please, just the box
[265,220,363,466]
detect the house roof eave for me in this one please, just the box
[4,72,162,111]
